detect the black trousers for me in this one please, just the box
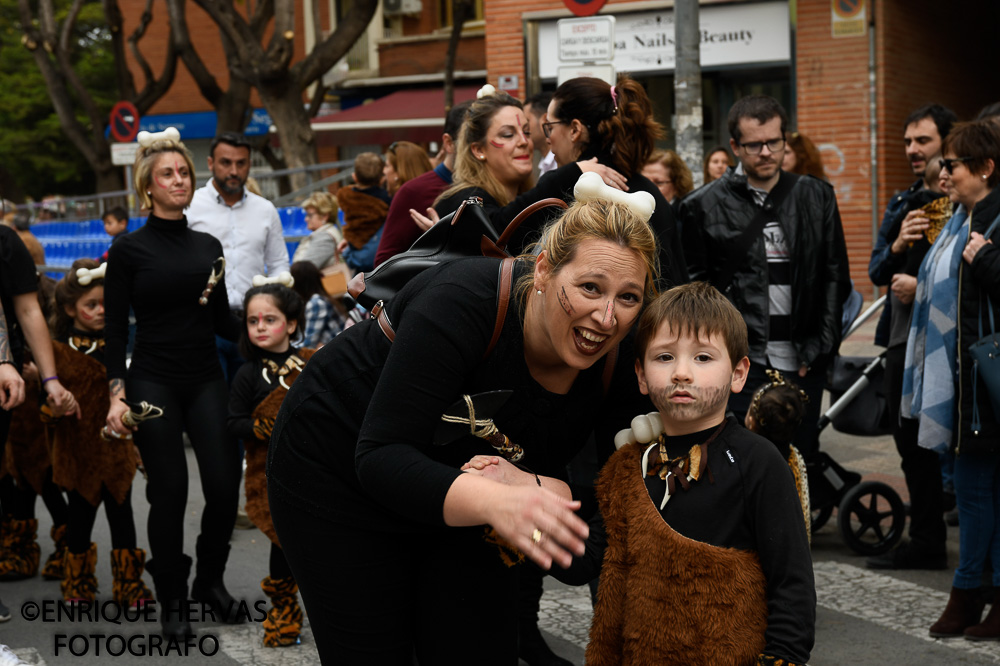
[66,487,137,554]
[884,345,946,554]
[129,378,239,569]
[270,487,519,666]
[0,469,68,525]
[728,359,828,460]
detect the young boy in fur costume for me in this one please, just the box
[580,282,815,665]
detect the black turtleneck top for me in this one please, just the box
[104,213,240,385]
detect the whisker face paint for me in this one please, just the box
[603,301,615,327]
[558,287,575,316]
[489,140,505,149]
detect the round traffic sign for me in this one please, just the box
[833,0,864,20]
[109,101,141,143]
[563,0,607,17]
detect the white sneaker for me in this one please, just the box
[0,645,28,666]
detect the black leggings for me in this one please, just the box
[128,378,239,567]
[66,487,137,554]
[269,488,519,666]
[0,470,68,524]
[269,542,292,580]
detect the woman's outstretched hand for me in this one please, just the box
[577,158,628,191]
[409,207,439,232]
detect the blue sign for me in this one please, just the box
[134,109,274,139]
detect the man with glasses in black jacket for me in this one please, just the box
[677,95,851,460]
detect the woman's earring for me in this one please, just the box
[146,191,151,196]
[536,288,543,296]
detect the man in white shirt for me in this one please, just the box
[186,132,290,381]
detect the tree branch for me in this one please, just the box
[166,0,223,106]
[292,0,377,90]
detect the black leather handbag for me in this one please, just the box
[348,196,566,310]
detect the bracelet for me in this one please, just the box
[0,360,14,367]
[41,375,59,385]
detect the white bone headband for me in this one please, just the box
[477,84,497,99]
[252,272,294,288]
[574,171,656,223]
[76,263,107,286]
[137,127,181,147]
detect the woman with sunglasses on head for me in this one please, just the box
[103,130,243,639]
[903,120,1000,640]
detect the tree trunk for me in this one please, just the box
[259,85,318,192]
[443,0,473,111]
[674,0,703,187]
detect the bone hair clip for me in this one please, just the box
[252,272,295,288]
[199,256,226,306]
[136,127,181,148]
[76,262,107,286]
[573,171,656,222]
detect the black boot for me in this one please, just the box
[147,555,194,640]
[190,536,244,624]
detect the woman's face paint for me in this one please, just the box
[558,286,575,316]
[602,300,615,328]
[478,105,534,192]
[149,153,192,214]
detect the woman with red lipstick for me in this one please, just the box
[103,133,242,639]
[269,195,660,664]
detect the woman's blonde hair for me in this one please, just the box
[301,191,339,221]
[133,139,197,211]
[515,199,660,307]
[437,90,532,207]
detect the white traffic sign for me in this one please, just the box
[557,16,615,62]
[111,142,139,166]
[557,64,616,86]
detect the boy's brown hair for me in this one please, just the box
[353,152,384,187]
[635,281,748,367]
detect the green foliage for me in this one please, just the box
[0,0,118,200]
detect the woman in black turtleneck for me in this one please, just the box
[103,135,241,639]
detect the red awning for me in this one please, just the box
[312,86,480,146]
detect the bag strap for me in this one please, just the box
[714,172,797,293]
[977,212,1000,342]
[372,257,516,359]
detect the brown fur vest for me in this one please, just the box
[586,442,768,666]
[338,185,388,248]
[3,373,49,494]
[246,348,315,545]
[49,341,137,506]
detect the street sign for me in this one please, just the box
[558,64,616,86]
[110,142,140,166]
[557,16,616,63]
[109,101,140,143]
[562,0,607,17]
[831,0,866,37]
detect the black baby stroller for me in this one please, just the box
[806,294,907,556]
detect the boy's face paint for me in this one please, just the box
[635,323,749,436]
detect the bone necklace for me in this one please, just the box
[69,335,104,355]
[262,354,306,390]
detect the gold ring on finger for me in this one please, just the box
[531,528,543,545]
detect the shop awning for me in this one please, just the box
[312,86,480,146]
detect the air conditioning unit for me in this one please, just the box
[384,0,422,16]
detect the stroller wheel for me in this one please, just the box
[811,505,833,534]
[837,481,905,556]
